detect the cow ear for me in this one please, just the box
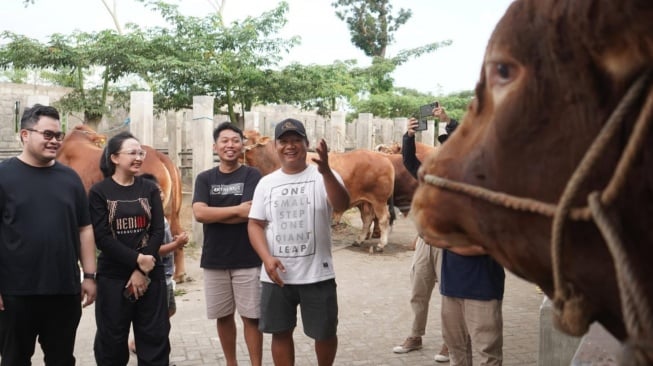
[593,3,653,81]
[260,136,270,144]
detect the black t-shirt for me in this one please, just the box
[0,158,91,295]
[89,176,165,280]
[193,165,262,269]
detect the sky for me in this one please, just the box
[2,0,515,95]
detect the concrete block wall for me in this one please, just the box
[0,83,73,150]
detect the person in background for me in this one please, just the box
[129,173,189,355]
[429,105,505,365]
[439,245,505,366]
[392,104,453,363]
[89,131,170,365]
[248,118,350,366]
[192,122,263,366]
[435,104,459,144]
[0,104,97,366]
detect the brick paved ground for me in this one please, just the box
[32,211,544,366]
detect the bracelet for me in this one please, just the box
[83,272,96,280]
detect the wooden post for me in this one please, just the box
[129,91,154,147]
[191,96,215,246]
[356,113,374,150]
[330,111,346,153]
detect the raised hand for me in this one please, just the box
[311,138,331,175]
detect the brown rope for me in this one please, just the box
[601,83,653,205]
[589,192,653,345]
[550,70,652,307]
[422,175,591,220]
[421,70,653,355]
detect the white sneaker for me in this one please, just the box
[434,344,450,362]
[392,336,422,353]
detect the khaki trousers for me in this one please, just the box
[441,296,503,366]
[409,237,442,337]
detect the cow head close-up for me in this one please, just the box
[411,0,653,361]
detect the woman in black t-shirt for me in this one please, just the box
[89,131,170,365]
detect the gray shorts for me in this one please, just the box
[204,267,261,319]
[259,279,338,340]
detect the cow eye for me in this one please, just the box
[485,61,517,86]
[496,64,510,79]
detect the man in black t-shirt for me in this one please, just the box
[192,122,263,366]
[0,104,97,365]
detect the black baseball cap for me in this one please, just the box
[275,118,307,140]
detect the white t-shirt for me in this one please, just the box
[249,164,344,284]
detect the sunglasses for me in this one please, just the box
[117,149,147,159]
[25,128,66,141]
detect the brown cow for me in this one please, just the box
[57,125,187,282]
[411,0,653,363]
[243,130,395,251]
[377,142,437,216]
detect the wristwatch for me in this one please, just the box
[83,272,96,280]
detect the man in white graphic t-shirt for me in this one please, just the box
[248,118,350,366]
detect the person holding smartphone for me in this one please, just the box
[392,109,450,362]
[399,104,505,365]
[434,104,459,143]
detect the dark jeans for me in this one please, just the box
[0,294,81,366]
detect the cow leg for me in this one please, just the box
[354,203,374,247]
[371,218,381,239]
[173,247,187,283]
[371,203,391,253]
[332,211,343,226]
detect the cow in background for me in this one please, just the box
[57,125,187,282]
[243,130,395,252]
[376,142,437,216]
[411,0,653,363]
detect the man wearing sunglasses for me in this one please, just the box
[0,104,97,365]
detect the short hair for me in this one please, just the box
[213,122,243,141]
[20,104,60,129]
[99,131,139,178]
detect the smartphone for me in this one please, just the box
[415,118,428,131]
[415,102,439,131]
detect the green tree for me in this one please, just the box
[138,1,299,122]
[352,41,451,94]
[350,88,473,121]
[332,0,452,100]
[332,0,412,58]
[3,1,299,126]
[0,30,147,129]
[255,60,363,116]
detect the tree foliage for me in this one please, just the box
[7,0,458,124]
[258,61,363,116]
[332,0,412,58]
[352,41,452,94]
[332,0,453,108]
[350,88,473,122]
[0,29,145,128]
[2,1,301,125]
[135,1,299,122]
